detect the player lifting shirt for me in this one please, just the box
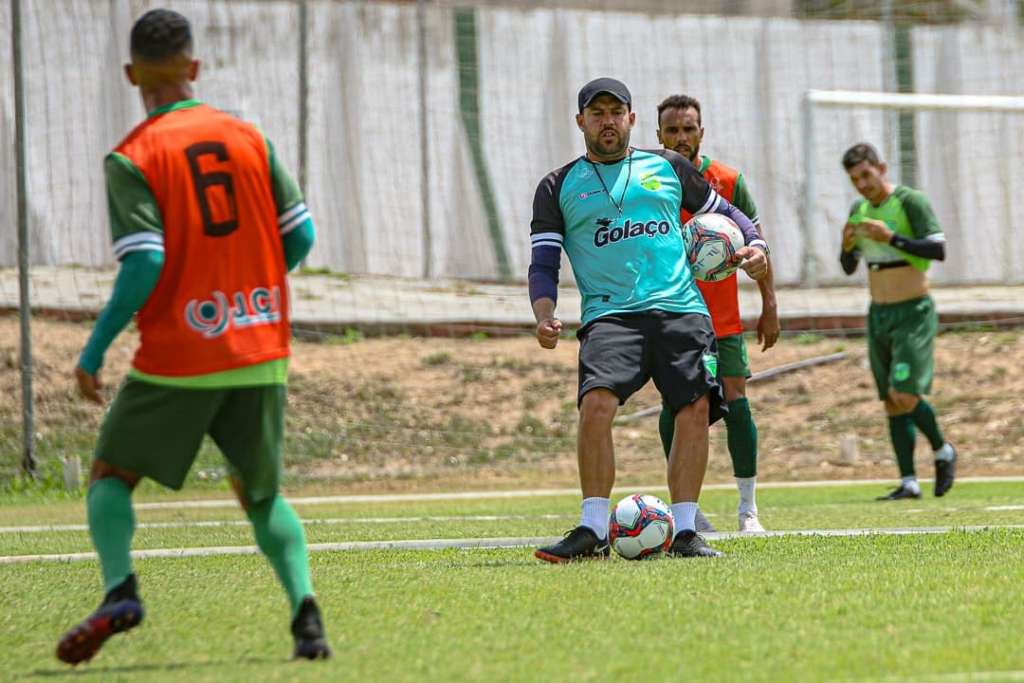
[839,142,957,501]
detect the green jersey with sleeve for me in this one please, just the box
[847,185,944,272]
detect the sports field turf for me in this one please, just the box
[3,480,1024,682]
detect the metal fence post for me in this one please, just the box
[417,0,433,279]
[12,0,37,478]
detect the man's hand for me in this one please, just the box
[856,218,893,244]
[756,303,780,352]
[536,317,563,349]
[732,246,768,281]
[75,366,104,405]
[842,222,858,252]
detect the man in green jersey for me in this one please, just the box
[55,9,328,665]
[529,78,769,562]
[656,93,778,533]
[839,143,957,500]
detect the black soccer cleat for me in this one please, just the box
[934,445,957,497]
[291,596,331,660]
[667,529,723,558]
[875,485,922,501]
[56,574,145,665]
[534,526,610,564]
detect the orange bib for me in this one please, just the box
[115,104,290,376]
[681,159,742,338]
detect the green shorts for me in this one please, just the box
[867,295,937,401]
[94,378,285,502]
[716,334,751,379]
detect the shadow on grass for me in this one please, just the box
[23,656,278,679]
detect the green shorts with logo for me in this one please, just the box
[94,378,285,503]
[716,334,751,379]
[867,295,937,401]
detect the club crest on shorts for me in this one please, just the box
[893,362,911,382]
[702,353,719,377]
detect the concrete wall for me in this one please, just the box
[2,0,1022,286]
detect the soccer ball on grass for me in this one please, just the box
[608,494,675,560]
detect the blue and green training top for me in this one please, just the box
[529,148,764,325]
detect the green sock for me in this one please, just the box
[724,398,758,478]
[87,477,136,594]
[247,495,314,618]
[887,414,917,478]
[910,400,945,451]
[658,402,675,459]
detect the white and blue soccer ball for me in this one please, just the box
[608,494,675,560]
[683,213,745,282]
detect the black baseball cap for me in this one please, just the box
[577,78,631,112]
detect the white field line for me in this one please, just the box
[133,476,1024,511]
[10,501,1024,535]
[0,513,572,535]
[3,523,1023,565]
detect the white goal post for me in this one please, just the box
[800,89,1024,285]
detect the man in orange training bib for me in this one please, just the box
[55,9,329,665]
[656,94,779,533]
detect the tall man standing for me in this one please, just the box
[529,78,769,562]
[839,142,957,500]
[655,94,778,533]
[56,9,329,664]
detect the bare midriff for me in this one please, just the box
[868,265,929,304]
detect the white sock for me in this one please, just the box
[580,497,610,539]
[934,443,955,462]
[736,476,757,515]
[671,502,699,533]
[901,476,921,495]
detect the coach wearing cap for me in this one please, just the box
[528,77,769,563]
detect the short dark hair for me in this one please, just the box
[656,94,702,126]
[130,9,192,62]
[842,143,882,170]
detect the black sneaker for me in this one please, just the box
[934,445,957,497]
[875,485,922,501]
[291,597,331,660]
[56,574,145,665]
[534,526,609,564]
[667,530,723,558]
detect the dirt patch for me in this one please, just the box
[2,315,1023,491]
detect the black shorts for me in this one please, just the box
[576,310,726,424]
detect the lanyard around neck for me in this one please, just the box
[587,151,632,216]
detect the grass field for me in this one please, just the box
[3,480,1024,682]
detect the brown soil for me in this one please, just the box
[2,315,1023,492]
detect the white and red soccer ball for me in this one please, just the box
[682,213,745,282]
[608,494,675,560]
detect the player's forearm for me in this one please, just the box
[282,217,315,271]
[753,222,776,304]
[757,258,777,308]
[531,297,556,324]
[528,244,561,309]
[890,234,945,261]
[79,250,164,373]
